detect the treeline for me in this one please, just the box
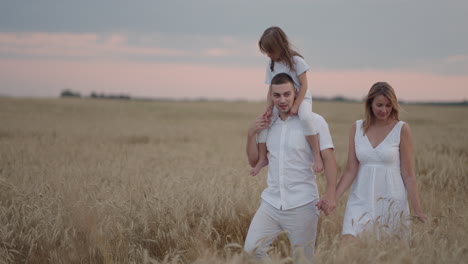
[60,89,130,100]
[60,89,467,106]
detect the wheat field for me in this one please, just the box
[0,97,467,263]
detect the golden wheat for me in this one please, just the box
[0,97,467,263]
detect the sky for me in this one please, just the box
[0,0,467,102]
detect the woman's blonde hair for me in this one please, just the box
[258,26,302,72]
[363,82,401,134]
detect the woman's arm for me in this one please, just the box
[400,123,427,223]
[335,123,360,200]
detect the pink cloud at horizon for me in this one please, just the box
[0,32,189,59]
[312,70,468,102]
[0,32,257,61]
[0,59,467,102]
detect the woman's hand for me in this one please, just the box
[316,193,336,216]
[415,213,428,223]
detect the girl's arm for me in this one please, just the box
[335,123,360,200]
[400,123,427,223]
[290,72,308,115]
[265,86,273,112]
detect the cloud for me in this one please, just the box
[1,1,467,76]
[444,55,468,64]
[0,32,189,60]
[0,32,260,66]
[313,69,468,102]
[1,57,466,102]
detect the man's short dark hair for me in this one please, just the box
[271,73,294,86]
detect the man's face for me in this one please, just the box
[271,82,295,114]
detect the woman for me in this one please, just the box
[335,82,427,238]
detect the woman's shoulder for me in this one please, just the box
[399,121,413,144]
[399,121,410,133]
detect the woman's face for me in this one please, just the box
[371,94,393,121]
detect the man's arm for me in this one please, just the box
[316,148,337,215]
[246,115,270,167]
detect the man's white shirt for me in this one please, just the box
[261,113,334,210]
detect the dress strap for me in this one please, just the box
[354,120,365,143]
[355,120,364,136]
[356,120,363,130]
[392,121,406,143]
[397,120,405,132]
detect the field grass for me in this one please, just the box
[0,97,467,263]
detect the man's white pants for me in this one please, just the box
[244,200,319,261]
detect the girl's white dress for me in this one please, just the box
[342,120,410,237]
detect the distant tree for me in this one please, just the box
[332,95,346,102]
[118,94,131,100]
[60,89,81,98]
[88,91,130,100]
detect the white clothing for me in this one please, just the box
[261,114,334,210]
[244,113,333,260]
[342,120,410,237]
[258,56,316,143]
[244,201,319,261]
[264,56,312,100]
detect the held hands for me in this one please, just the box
[315,193,336,216]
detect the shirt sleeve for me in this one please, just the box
[314,114,334,151]
[293,56,310,76]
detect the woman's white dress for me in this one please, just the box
[342,120,410,237]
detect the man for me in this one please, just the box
[244,73,337,261]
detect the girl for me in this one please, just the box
[250,26,323,176]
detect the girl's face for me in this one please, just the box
[265,49,280,61]
[371,94,393,121]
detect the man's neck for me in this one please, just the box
[279,112,289,121]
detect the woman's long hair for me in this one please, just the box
[258,26,302,72]
[363,82,401,134]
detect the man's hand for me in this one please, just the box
[263,105,273,122]
[315,193,336,216]
[249,114,271,137]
